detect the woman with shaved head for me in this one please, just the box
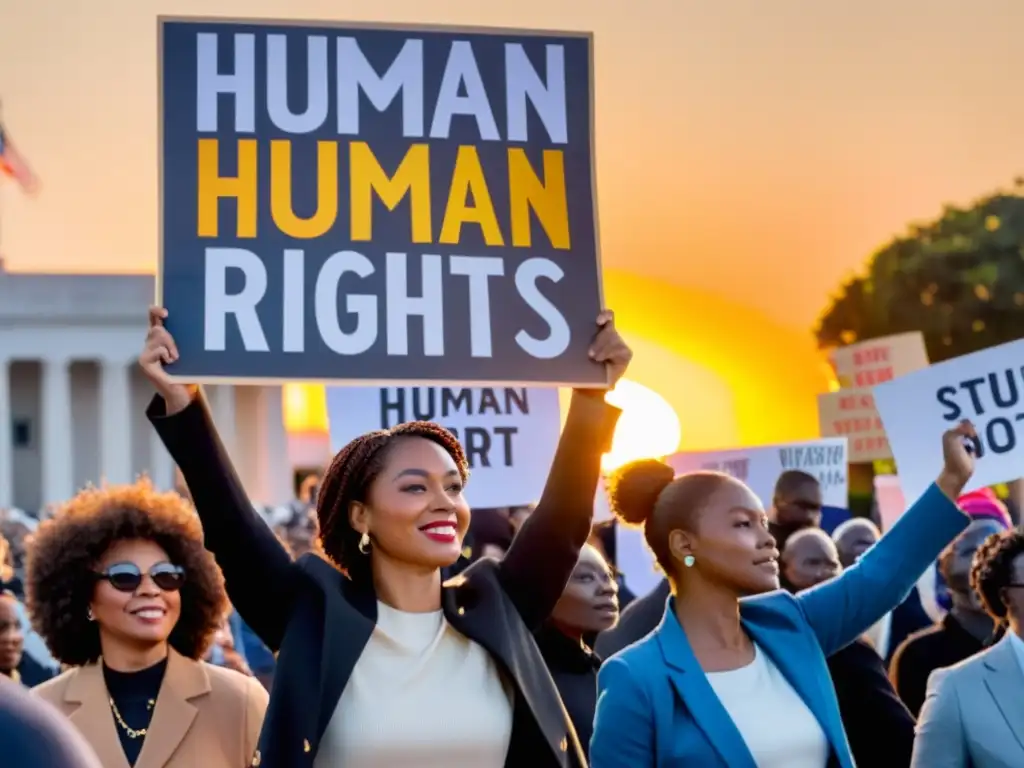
[591,422,977,768]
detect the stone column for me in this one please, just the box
[0,358,12,508]
[149,427,175,491]
[238,386,292,506]
[208,384,237,459]
[99,360,133,486]
[41,357,74,505]
[262,385,291,506]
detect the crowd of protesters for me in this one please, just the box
[0,308,1021,768]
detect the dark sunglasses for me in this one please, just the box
[93,562,186,593]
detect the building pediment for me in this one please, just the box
[0,271,153,325]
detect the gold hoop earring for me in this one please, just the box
[358,532,371,555]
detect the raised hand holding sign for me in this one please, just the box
[139,307,193,415]
[937,419,977,501]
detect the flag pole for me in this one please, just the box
[0,96,5,262]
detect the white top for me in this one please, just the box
[706,644,830,768]
[863,611,892,658]
[314,601,514,768]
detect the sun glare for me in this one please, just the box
[283,383,328,432]
[602,379,682,471]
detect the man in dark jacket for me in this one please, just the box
[783,528,915,767]
[889,517,1003,715]
[768,470,823,552]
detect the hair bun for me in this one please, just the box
[607,459,675,526]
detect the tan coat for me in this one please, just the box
[34,649,268,768]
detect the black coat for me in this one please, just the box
[827,639,915,767]
[888,613,984,717]
[534,625,602,760]
[149,390,620,768]
[593,579,671,659]
[884,587,932,664]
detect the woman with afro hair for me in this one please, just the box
[140,306,631,768]
[911,527,1024,767]
[28,480,268,768]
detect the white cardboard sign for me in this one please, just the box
[326,386,562,509]
[873,338,1024,501]
[665,437,849,508]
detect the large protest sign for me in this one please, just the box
[665,437,849,508]
[818,331,930,462]
[159,18,604,385]
[325,385,560,507]
[873,338,1024,500]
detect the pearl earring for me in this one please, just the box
[683,555,695,568]
[358,532,371,555]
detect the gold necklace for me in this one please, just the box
[108,698,155,740]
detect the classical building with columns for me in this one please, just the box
[0,263,305,512]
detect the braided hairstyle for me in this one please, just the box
[970,528,1024,622]
[317,421,469,583]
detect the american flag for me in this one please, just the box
[0,122,39,194]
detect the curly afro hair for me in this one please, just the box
[969,528,1024,621]
[26,480,228,666]
[317,422,468,583]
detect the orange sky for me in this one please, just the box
[1,0,1022,331]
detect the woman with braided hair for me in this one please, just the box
[140,307,631,768]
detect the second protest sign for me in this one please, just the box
[325,385,562,508]
[666,438,849,508]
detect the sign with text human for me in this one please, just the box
[874,338,1024,501]
[665,438,849,508]
[325,385,561,508]
[159,17,604,385]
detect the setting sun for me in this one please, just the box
[601,379,682,471]
[283,382,328,432]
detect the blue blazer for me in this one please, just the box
[590,484,967,768]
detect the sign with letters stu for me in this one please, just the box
[158,17,604,385]
[325,385,562,508]
[874,338,1024,501]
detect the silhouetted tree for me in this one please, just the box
[816,180,1024,363]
